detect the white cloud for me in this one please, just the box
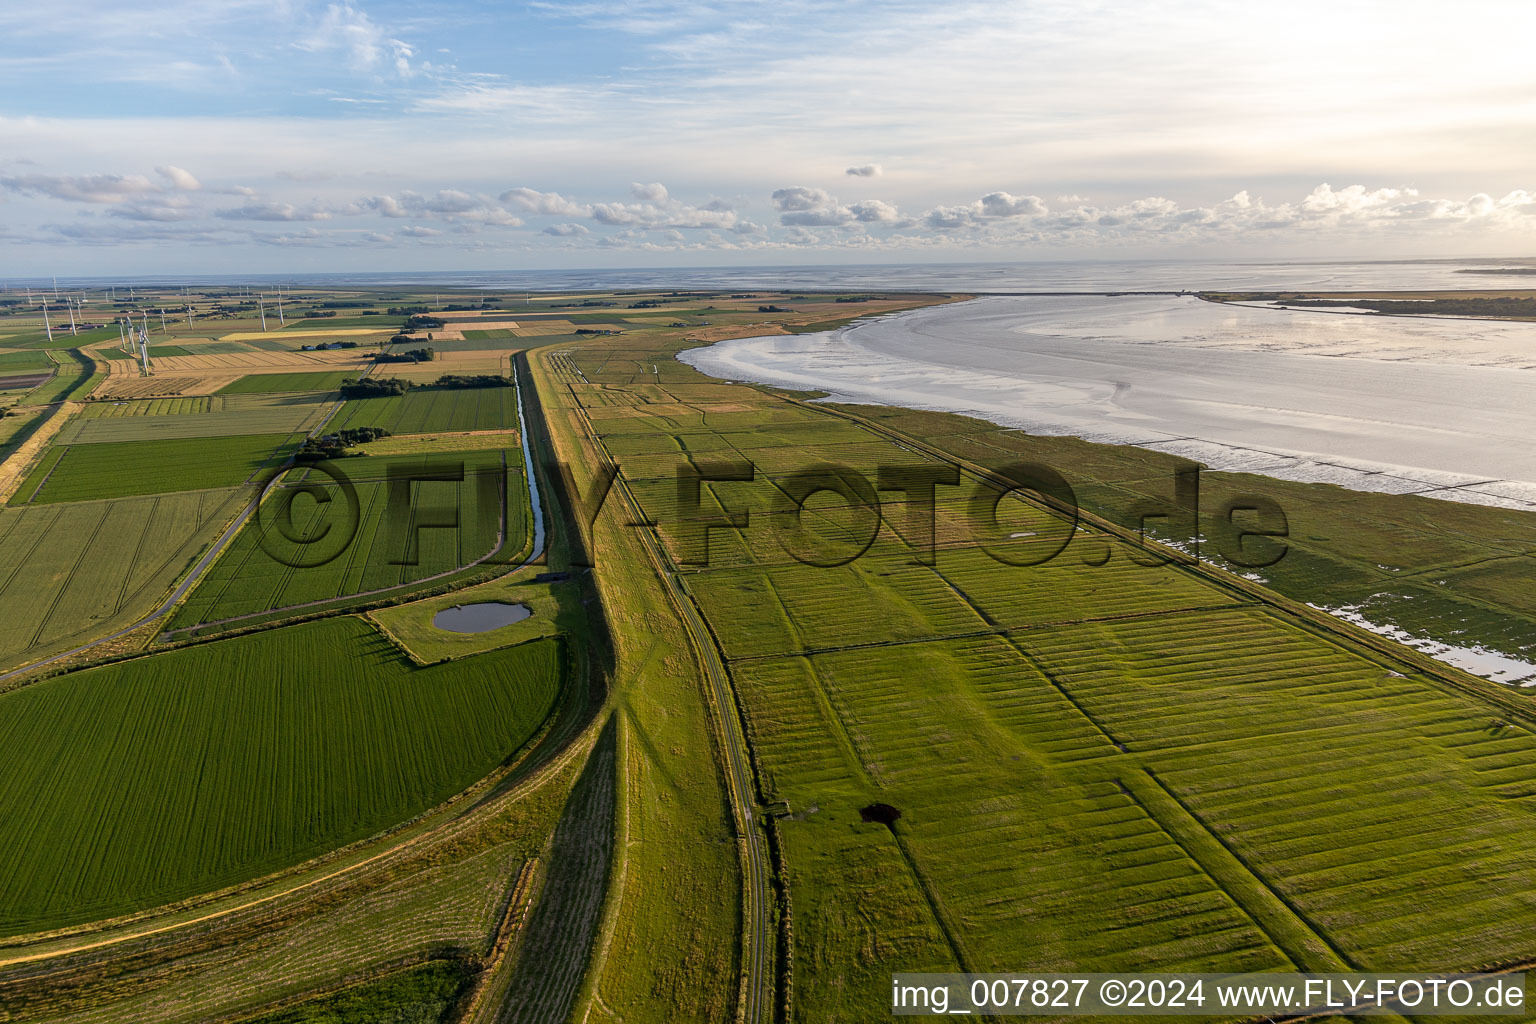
[296,3,413,77]
[0,172,158,203]
[848,199,899,223]
[541,222,589,236]
[216,201,331,221]
[631,181,668,202]
[155,165,201,190]
[499,186,590,216]
[845,164,882,177]
[976,191,1046,218]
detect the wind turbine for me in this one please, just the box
[259,294,268,331]
[276,292,285,326]
[159,308,167,333]
[41,300,53,343]
[66,298,78,335]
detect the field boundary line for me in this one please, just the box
[1128,768,1360,972]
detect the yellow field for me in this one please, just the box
[105,349,372,378]
[220,328,393,341]
[444,319,522,331]
[370,348,512,380]
[90,375,241,399]
[356,429,521,456]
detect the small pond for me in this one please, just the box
[433,601,532,634]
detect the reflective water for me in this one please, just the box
[682,295,1536,509]
[432,601,532,633]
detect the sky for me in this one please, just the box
[2,0,1536,274]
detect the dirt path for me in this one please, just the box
[0,401,80,504]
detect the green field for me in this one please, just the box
[57,393,331,444]
[0,616,562,933]
[15,349,96,406]
[0,325,118,350]
[14,431,299,504]
[78,395,216,417]
[169,448,525,629]
[324,386,518,435]
[0,489,245,669]
[217,371,357,394]
[0,350,55,374]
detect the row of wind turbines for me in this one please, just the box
[14,284,297,377]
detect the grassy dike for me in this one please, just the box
[519,343,747,1022]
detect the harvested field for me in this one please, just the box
[222,328,393,341]
[356,429,521,456]
[371,349,512,380]
[90,375,237,400]
[106,349,372,377]
[443,319,523,332]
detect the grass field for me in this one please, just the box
[0,616,562,933]
[325,386,518,435]
[0,351,55,374]
[217,370,357,394]
[243,961,472,1024]
[14,431,299,504]
[0,325,119,350]
[168,448,525,629]
[371,565,575,664]
[0,488,245,669]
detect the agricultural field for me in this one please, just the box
[76,395,214,417]
[91,374,238,400]
[217,370,357,394]
[355,429,520,456]
[168,448,525,630]
[325,385,518,435]
[13,431,299,504]
[370,348,513,380]
[0,616,563,932]
[56,393,331,443]
[0,488,245,670]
